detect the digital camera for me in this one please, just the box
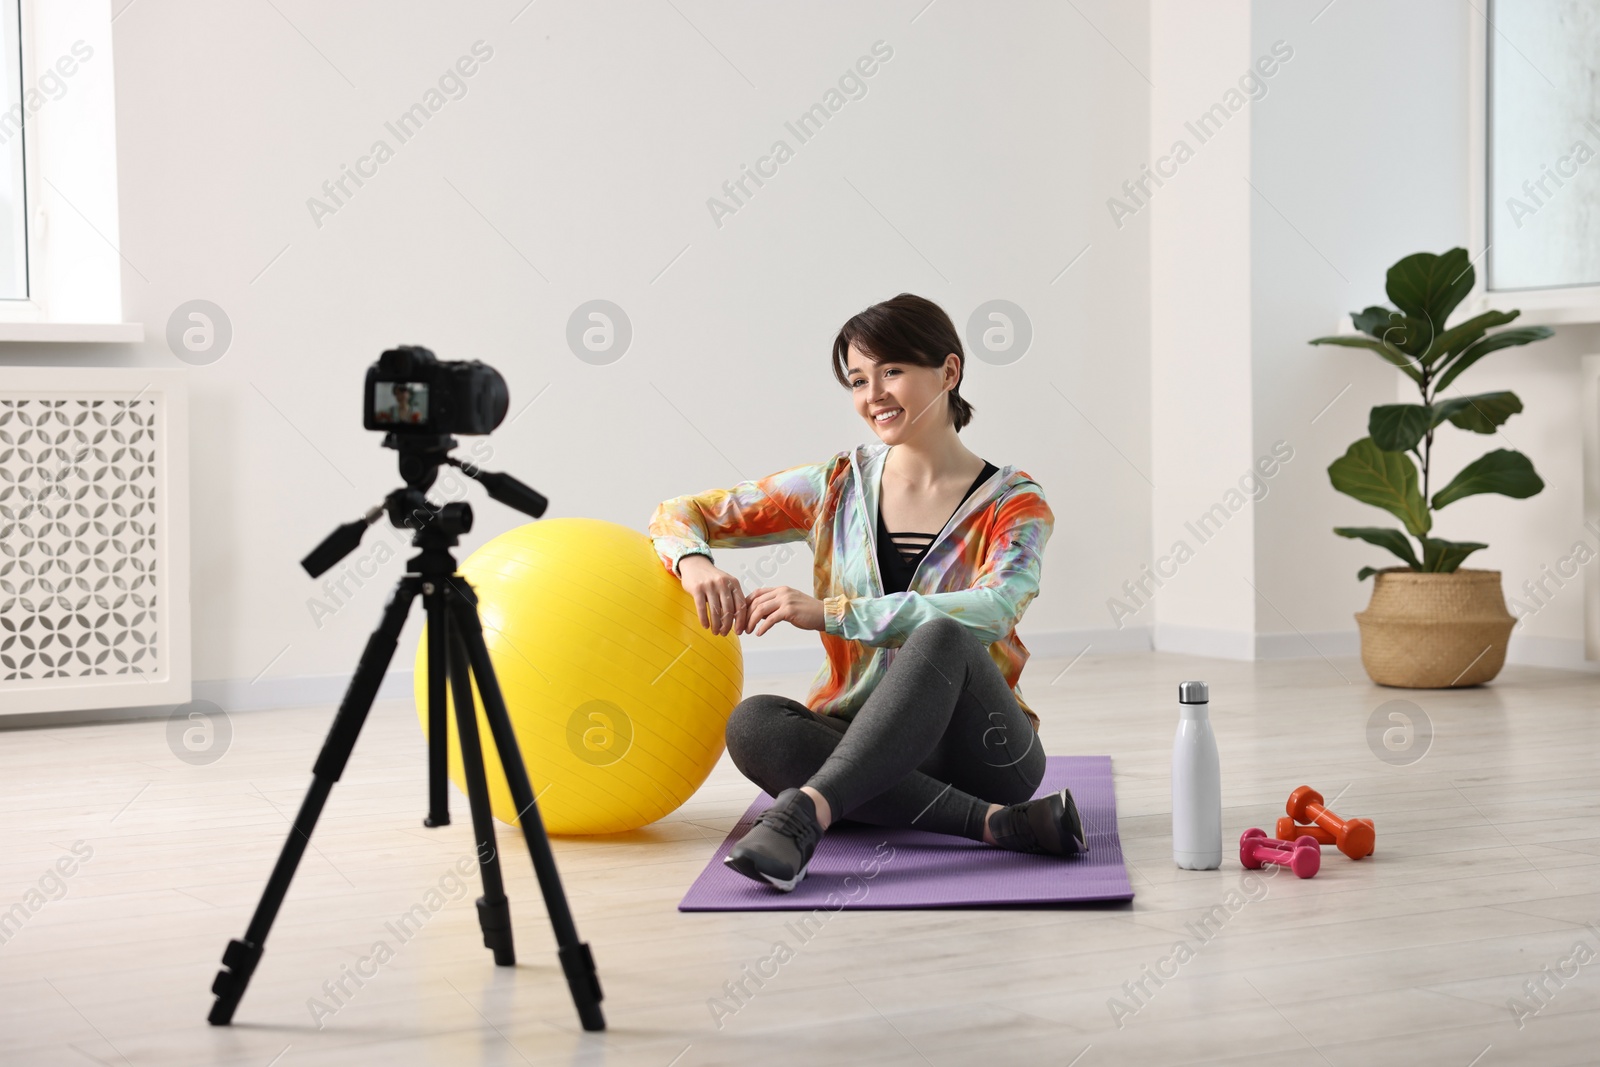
[362,345,508,436]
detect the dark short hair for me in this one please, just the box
[830,293,974,431]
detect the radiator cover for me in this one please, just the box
[0,368,190,714]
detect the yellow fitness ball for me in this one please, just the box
[413,517,742,835]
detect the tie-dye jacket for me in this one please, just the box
[647,440,1053,732]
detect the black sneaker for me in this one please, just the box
[724,787,823,892]
[987,787,1087,856]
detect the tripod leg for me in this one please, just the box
[448,588,606,1032]
[444,616,516,966]
[207,577,421,1026]
[423,585,450,827]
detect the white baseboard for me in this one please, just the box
[1506,632,1600,672]
[0,671,420,729]
[1249,628,1599,672]
[1256,630,1361,659]
[1154,624,1256,660]
[1010,625,1156,658]
[729,625,1156,677]
[7,623,1590,730]
[737,644,824,676]
[175,626,1156,715]
[1250,628,1599,672]
[192,671,418,713]
[1156,625,1361,661]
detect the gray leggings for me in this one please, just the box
[724,615,1047,841]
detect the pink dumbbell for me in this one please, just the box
[1239,827,1320,878]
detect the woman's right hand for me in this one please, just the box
[678,555,749,636]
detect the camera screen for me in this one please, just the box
[373,381,429,426]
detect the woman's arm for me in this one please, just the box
[823,487,1053,646]
[648,454,843,578]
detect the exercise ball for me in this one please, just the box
[413,517,742,835]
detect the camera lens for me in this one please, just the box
[478,366,509,431]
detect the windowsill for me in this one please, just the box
[1458,287,1600,327]
[0,322,144,343]
[1335,286,1600,336]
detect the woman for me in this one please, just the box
[647,293,1083,893]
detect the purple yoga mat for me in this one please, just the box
[678,755,1133,910]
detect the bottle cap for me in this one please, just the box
[1178,680,1209,704]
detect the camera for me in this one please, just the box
[363,345,509,436]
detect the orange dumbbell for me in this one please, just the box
[1275,816,1373,857]
[1285,786,1375,861]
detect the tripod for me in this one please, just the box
[207,440,605,1031]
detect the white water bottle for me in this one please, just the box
[1172,680,1221,870]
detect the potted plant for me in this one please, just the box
[1309,247,1554,687]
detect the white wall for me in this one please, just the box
[1147,0,1259,658]
[1247,0,1472,652]
[1142,0,1598,670]
[1248,0,1600,669]
[4,0,1591,718]
[0,0,1155,708]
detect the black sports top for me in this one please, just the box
[876,460,999,594]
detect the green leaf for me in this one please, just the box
[1378,392,1523,444]
[1307,335,1422,383]
[1347,307,1437,355]
[1419,310,1519,367]
[1328,438,1432,536]
[1356,566,1382,580]
[1420,536,1489,573]
[1431,449,1545,509]
[1386,248,1474,327]
[1387,315,1439,356]
[1334,526,1422,569]
[1350,306,1396,337]
[1434,391,1523,434]
[1369,404,1432,452]
[1434,326,1554,392]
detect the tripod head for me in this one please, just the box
[301,347,548,579]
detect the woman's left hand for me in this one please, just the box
[743,586,825,635]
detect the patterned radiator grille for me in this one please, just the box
[0,396,162,681]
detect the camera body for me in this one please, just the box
[363,345,509,436]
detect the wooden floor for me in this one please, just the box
[3,650,1599,1066]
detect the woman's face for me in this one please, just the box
[847,342,955,442]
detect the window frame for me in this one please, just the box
[0,0,38,310]
[0,0,141,342]
[1463,0,1600,327]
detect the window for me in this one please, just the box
[1486,0,1600,293]
[0,0,25,300]
[1465,1,1600,325]
[0,0,137,340]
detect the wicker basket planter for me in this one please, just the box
[1354,568,1515,687]
[1309,249,1554,690]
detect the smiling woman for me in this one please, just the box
[648,293,1076,895]
[833,294,996,589]
[832,292,976,433]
